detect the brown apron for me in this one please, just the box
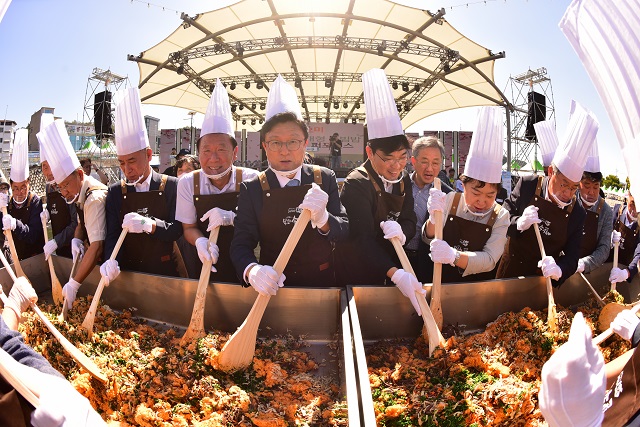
[257,167,332,287]
[579,197,605,258]
[0,375,32,427]
[602,348,640,426]
[118,176,178,277]
[47,189,73,259]
[612,205,639,266]
[442,193,501,283]
[192,169,243,283]
[8,193,44,261]
[496,176,575,279]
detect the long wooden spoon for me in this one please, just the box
[430,178,444,329]
[533,223,558,333]
[40,209,63,305]
[1,206,24,277]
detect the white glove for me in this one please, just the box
[61,279,81,311]
[576,258,585,274]
[71,238,84,264]
[122,212,154,234]
[0,193,8,209]
[31,374,107,427]
[611,309,640,341]
[609,267,629,284]
[538,312,605,427]
[611,230,622,246]
[299,183,329,228]
[4,276,37,320]
[427,188,446,218]
[99,260,120,286]
[40,209,50,223]
[200,207,236,232]
[380,220,406,246]
[2,213,16,231]
[248,264,285,296]
[516,205,541,232]
[391,269,426,316]
[429,239,457,266]
[537,256,562,281]
[195,237,219,272]
[43,239,58,261]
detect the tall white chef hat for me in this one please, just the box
[265,75,302,122]
[38,113,55,164]
[201,78,234,138]
[362,68,404,140]
[534,120,559,168]
[10,128,28,182]
[114,87,150,156]
[463,107,504,184]
[552,102,599,183]
[38,120,80,183]
[568,100,600,174]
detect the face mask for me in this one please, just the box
[64,192,79,205]
[46,179,56,186]
[12,194,27,205]
[268,164,303,179]
[550,191,571,209]
[627,209,638,222]
[464,203,495,218]
[379,174,403,186]
[125,174,146,187]
[580,194,596,208]
[203,165,232,181]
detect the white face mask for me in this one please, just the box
[203,165,232,181]
[268,164,303,179]
[379,174,403,186]
[580,194,596,208]
[627,209,638,222]
[464,203,495,218]
[46,179,56,186]
[12,194,27,205]
[550,191,571,209]
[125,174,146,187]
[64,192,79,205]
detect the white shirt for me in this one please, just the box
[273,169,302,188]
[133,171,153,193]
[77,175,108,244]
[176,166,259,224]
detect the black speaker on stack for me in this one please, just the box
[525,91,546,140]
[94,91,113,139]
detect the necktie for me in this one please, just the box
[286,178,300,187]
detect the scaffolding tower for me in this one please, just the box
[504,67,555,176]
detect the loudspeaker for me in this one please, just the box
[525,91,546,140]
[94,91,113,138]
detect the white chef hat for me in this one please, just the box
[583,140,600,174]
[362,68,404,140]
[534,120,559,167]
[38,113,55,164]
[201,78,234,138]
[552,102,599,183]
[10,128,29,182]
[463,107,503,184]
[114,87,150,156]
[265,75,302,122]
[38,120,80,183]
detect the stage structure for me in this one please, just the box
[504,67,555,175]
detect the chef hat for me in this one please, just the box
[114,87,150,156]
[463,107,503,184]
[583,140,600,174]
[265,75,302,121]
[38,113,55,164]
[552,103,599,183]
[0,169,8,187]
[362,69,404,140]
[10,128,28,182]
[533,120,559,167]
[38,120,80,183]
[201,78,234,138]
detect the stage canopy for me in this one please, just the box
[129,0,508,130]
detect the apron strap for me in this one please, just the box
[534,175,544,197]
[487,202,501,228]
[567,197,576,214]
[258,171,270,191]
[120,179,126,193]
[450,192,462,215]
[193,171,201,196]
[595,197,605,216]
[312,165,322,185]
[25,193,33,209]
[235,167,243,192]
[159,174,168,192]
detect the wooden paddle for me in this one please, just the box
[59,254,79,322]
[81,228,128,338]
[390,237,446,356]
[430,178,444,329]
[533,223,558,333]
[40,209,63,305]
[0,254,107,383]
[579,272,605,307]
[611,241,620,292]
[1,206,25,277]
[217,209,311,372]
[0,348,40,407]
[593,302,640,346]
[180,226,220,345]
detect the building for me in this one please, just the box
[144,116,160,151]
[28,107,55,151]
[0,120,17,167]
[66,122,96,151]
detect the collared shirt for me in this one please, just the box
[406,173,432,250]
[622,207,637,228]
[578,195,614,273]
[273,168,302,188]
[133,171,153,193]
[77,175,107,244]
[175,166,259,224]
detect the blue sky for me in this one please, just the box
[0,0,627,178]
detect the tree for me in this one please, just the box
[603,174,623,190]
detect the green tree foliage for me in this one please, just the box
[603,174,623,190]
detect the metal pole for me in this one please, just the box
[506,106,511,172]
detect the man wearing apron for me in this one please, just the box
[38,119,108,311]
[101,88,182,282]
[231,76,348,291]
[422,107,509,283]
[496,103,598,287]
[176,79,258,281]
[0,129,44,261]
[609,191,640,286]
[335,69,423,314]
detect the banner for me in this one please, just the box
[245,131,262,168]
[307,122,364,156]
[159,129,176,171]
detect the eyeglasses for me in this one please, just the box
[375,151,408,166]
[266,139,303,152]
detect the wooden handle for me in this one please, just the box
[181,227,221,344]
[59,256,79,322]
[593,303,640,345]
[217,209,312,372]
[580,272,605,307]
[0,348,40,407]
[431,178,444,329]
[391,237,446,356]
[81,228,128,338]
[1,206,24,277]
[41,213,63,305]
[533,223,557,332]
[612,241,620,292]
